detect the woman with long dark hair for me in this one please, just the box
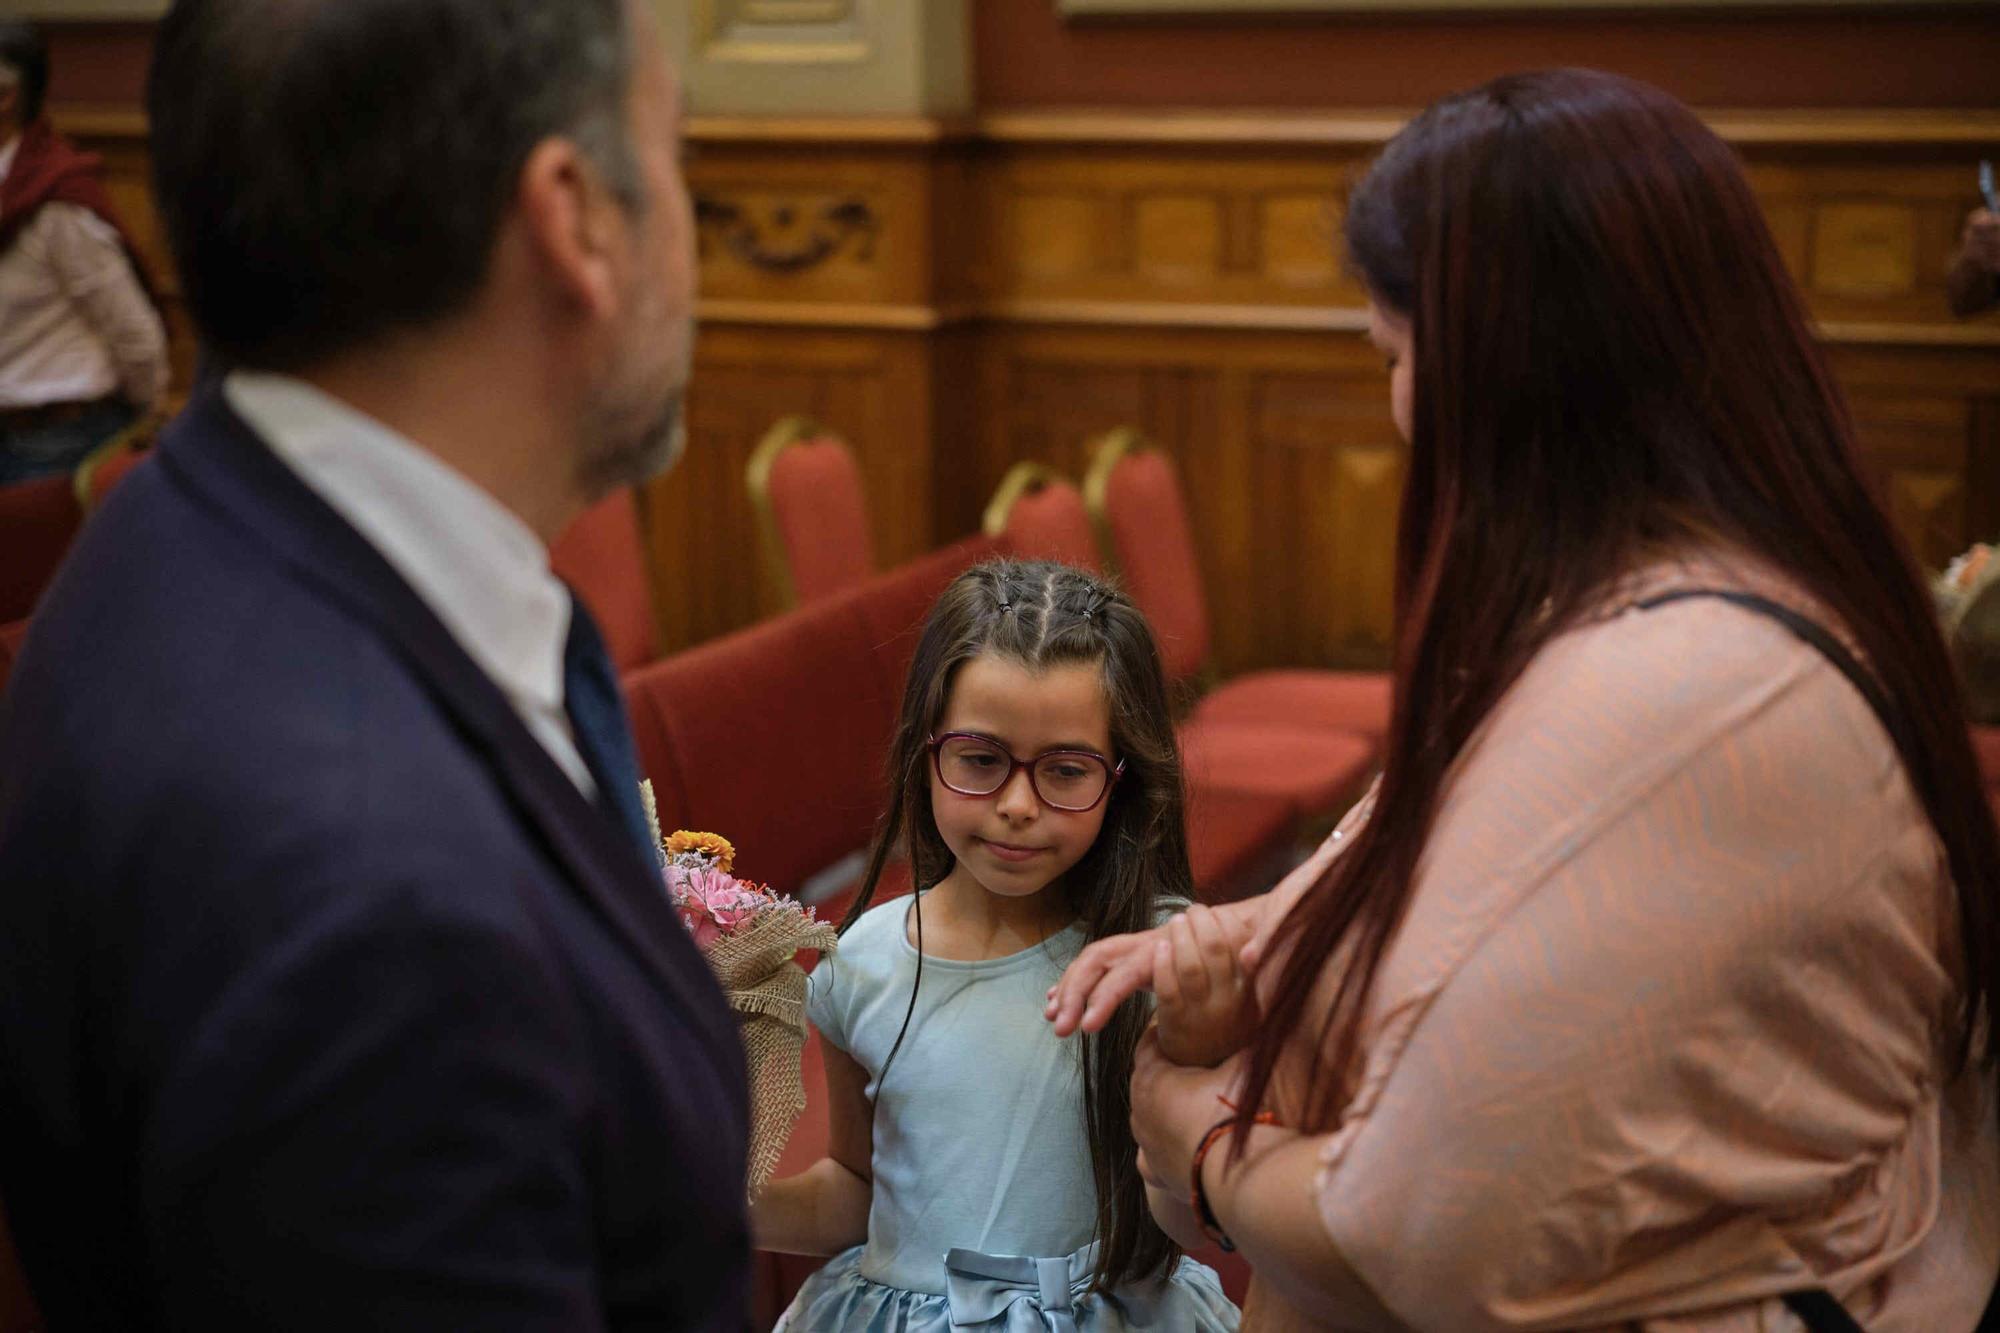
[1047,69,2000,1330]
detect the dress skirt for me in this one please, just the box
[775,1239,1240,1332]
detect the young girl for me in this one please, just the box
[755,560,1240,1331]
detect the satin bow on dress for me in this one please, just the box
[943,1243,1173,1332]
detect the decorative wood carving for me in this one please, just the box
[694,194,880,273]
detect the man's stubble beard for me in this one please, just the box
[575,300,692,501]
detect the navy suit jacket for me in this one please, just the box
[0,391,750,1329]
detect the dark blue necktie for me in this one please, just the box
[562,594,658,865]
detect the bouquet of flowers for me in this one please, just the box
[639,785,838,1199]
[1936,543,2000,722]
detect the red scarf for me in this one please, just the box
[0,117,163,310]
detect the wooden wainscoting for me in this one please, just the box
[58,107,2000,671]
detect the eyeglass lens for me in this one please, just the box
[936,735,1110,810]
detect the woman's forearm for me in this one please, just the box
[750,1157,871,1256]
[1144,1181,1210,1252]
[1204,1126,1403,1331]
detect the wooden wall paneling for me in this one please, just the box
[976,144,1367,311]
[1826,343,2000,572]
[649,325,943,649]
[971,326,1402,674]
[46,106,2000,677]
[1741,155,2000,329]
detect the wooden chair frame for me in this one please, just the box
[981,461,1083,545]
[1082,426,1222,692]
[745,415,862,611]
[71,409,161,514]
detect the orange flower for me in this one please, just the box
[666,830,736,873]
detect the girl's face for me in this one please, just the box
[929,653,1116,903]
[1368,299,1415,443]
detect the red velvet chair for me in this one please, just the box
[748,418,877,608]
[551,488,658,675]
[622,577,901,897]
[1084,429,1392,752]
[0,475,82,624]
[982,464,1104,572]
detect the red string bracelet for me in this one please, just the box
[1189,1099,1279,1253]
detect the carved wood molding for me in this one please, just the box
[693,194,881,273]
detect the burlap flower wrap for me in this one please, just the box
[704,906,840,1199]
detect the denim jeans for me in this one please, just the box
[0,398,138,486]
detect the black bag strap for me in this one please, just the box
[1632,589,1914,1333]
[1783,1290,1869,1333]
[1631,588,1912,760]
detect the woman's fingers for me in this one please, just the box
[1152,937,1181,1010]
[1186,904,1236,995]
[1048,930,1160,1036]
[1169,913,1210,1004]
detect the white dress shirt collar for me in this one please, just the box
[222,370,595,794]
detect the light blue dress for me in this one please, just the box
[776,895,1239,1333]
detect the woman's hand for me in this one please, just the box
[1153,903,1258,1067]
[1046,896,1270,1039]
[1129,1027,1246,1197]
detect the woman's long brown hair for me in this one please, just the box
[1240,69,2000,1141]
[839,559,1194,1290]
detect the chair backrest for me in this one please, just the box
[1085,429,1212,682]
[981,463,1102,573]
[623,583,899,894]
[551,489,658,675]
[747,418,876,608]
[0,475,82,624]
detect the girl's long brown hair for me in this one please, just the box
[1241,69,2000,1140]
[840,559,1193,1290]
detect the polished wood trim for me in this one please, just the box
[983,300,1375,333]
[696,298,976,330]
[50,105,148,138]
[687,115,976,144]
[975,108,2000,148]
[1816,320,2000,348]
[66,106,2000,152]
[976,110,1414,146]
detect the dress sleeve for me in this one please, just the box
[806,935,851,1053]
[1306,601,1957,1330]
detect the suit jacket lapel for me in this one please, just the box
[157,390,739,1076]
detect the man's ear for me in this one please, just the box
[516,138,624,323]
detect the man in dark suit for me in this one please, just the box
[0,1,750,1328]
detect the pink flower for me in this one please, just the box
[669,866,773,949]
